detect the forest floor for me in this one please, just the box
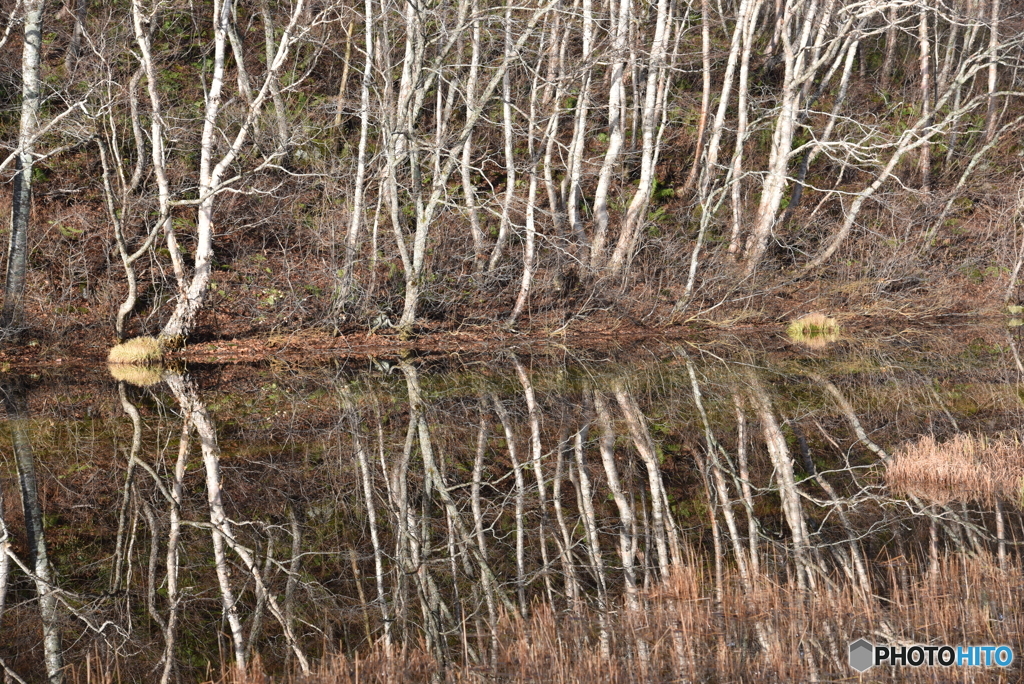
[0,256,1011,371]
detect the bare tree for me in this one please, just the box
[2,0,45,328]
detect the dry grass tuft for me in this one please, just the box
[887,433,1024,505]
[107,363,164,387]
[786,313,840,349]
[107,336,163,365]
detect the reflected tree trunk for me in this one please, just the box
[0,469,7,622]
[164,372,310,673]
[553,426,580,608]
[747,373,815,591]
[614,384,677,575]
[513,359,555,604]
[160,418,190,684]
[733,393,759,576]
[470,410,498,666]
[812,374,890,461]
[593,391,650,671]
[570,410,611,658]
[491,394,528,616]
[342,385,392,646]
[165,373,246,668]
[3,381,63,683]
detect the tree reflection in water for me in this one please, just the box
[1,342,1023,681]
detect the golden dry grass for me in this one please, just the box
[106,336,163,365]
[786,313,840,349]
[887,433,1024,506]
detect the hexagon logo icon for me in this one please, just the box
[849,639,874,672]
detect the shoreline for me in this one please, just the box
[0,308,1007,372]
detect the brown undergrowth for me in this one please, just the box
[66,548,1017,683]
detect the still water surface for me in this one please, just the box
[1,328,1023,681]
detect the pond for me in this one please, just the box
[2,325,1023,682]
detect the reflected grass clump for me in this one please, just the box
[107,336,163,365]
[786,313,840,349]
[887,433,1024,506]
[107,363,164,387]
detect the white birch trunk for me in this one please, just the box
[984,0,1000,140]
[337,0,376,304]
[589,0,631,267]
[159,0,309,344]
[606,0,671,274]
[488,1,518,272]
[3,0,45,326]
[918,1,933,193]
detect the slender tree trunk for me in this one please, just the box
[606,0,671,274]
[160,0,232,344]
[565,0,594,259]
[491,394,528,615]
[985,0,1000,140]
[133,0,184,291]
[918,0,932,193]
[260,0,290,150]
[462,1,486,274]
[590,0,631,266]
[333,20,356,126]
[728,0,761,253]
[488,0,518,272]
[542,7,566,266]
[226,0,254,106]
[880,5,897,91]
[64,0,85,71]
[337,0,375,305]
[742,32,801,271]
[394,0,552,329]
[159,0,308,345]
[509,67,545,324]
[678,0,711,200]
[3,0,45,328]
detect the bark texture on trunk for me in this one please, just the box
[3,0,44,328]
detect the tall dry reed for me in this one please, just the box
[208,547,1023,683]
[887,433,1024,506]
